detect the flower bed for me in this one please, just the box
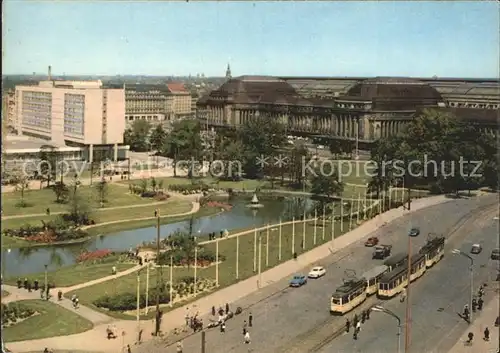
[1,303,37,328]
[2,219,89,244]
[206,201,232,211]
[76,249,112,263]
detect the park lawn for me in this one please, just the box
[67,217,355,320]
[1,205,218,249]
[2,300,94,342]
[122,176,272,190]
[4,261,135,288]
[2,183,157,217]
[2,198,192,232]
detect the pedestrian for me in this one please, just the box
[127,344,132,353]
[16,278,22,289]
[225,302,229,314]
[23,278,28,289]
[366,308,371,320]
[176,341,183,353]
[34,279,39,291]
[472,298,477,312]
[353,314,359,326]
[249,312,253,327]
[478,297,484,310]
[218,307,224,316]
[361,310,366,323]
[345,318,350,333]
[467,332,474,344]
[112,266,116,275]
[220,322,226,333]
[356,321,361,332]
[46,207,50,215]
[243,327,247,336]
[27,281,32,292]
[400,288,407,302]
[484,327,490,341]
[244,331,251,344]
[212,306,216,316]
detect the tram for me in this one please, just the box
[330,278,368,315]
[383,253,408,271]
[419,235,445,268]
[361,265,389,295]
[377,254,426,299]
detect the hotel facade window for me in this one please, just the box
[21,91,52,131]
[64,93,85,136]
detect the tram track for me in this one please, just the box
[275,197,498,353]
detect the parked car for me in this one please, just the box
[372,245,392,259]
[289,275,307,287]
[471,244,482,254]
[408,228,420,237]
[308,266,326,278]
[365,237,379,247]
[491,248,500,260]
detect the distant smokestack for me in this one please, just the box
[48,66,52,81]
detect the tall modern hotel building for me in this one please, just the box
[14,79,128,162]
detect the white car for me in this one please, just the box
[308,266,326,279]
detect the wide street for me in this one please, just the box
[143,193,498,353]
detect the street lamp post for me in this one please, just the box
[452,249,474,323]
[371,305,402,353]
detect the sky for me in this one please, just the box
[2,1,499,78]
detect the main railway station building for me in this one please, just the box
[197,76,499,146]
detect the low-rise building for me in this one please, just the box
[197,75,499,146]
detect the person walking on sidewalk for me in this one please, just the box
[484,327,490,341]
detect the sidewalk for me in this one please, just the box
[5,194,453,352]
[446,291,499,353]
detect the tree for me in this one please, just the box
[149,124,167,152]
[161,119,203,178]
[150,177,158,192]
[39,145,58,186]
[164,230,197,269]
[94,178,109,207]
[287,142,311,188]
[124,120,152,152]
[67,178,92,225]
[216,140,245,180]
[12,169,30,208]
[309,163,344,210]
[368,109,496,198]
[238,114,287,179]
[139,179,148,194]
[53,182,69,203]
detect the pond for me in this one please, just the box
[3,194,317,276]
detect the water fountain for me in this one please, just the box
[247,193,264,209]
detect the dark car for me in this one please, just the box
[365,237,379,247]
[471,244,482,254]
[373,245,393,259]
[491,248,500,260]
[409,228,420,237]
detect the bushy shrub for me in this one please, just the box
[1,302,36,327]
[93,288,171,311]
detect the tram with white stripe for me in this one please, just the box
[330,278,368,315]
[362,265,389,295]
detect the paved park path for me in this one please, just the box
[5,193,459,353]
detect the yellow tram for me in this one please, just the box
[383,253,408,271]
[419,235,445,268]
[377,254,426,299]
[330,279,368,315]
[361,265,389,295]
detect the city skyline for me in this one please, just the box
[3,1,499,78]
